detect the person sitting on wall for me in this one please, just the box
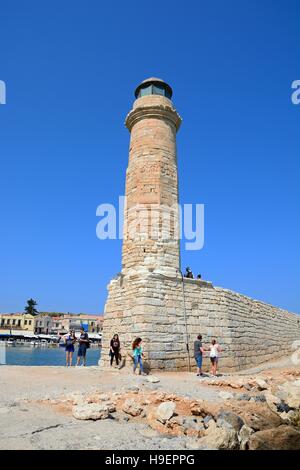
[197,274,202,279]
[184,267,194,279]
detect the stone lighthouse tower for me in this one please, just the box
[122,77,182,278]
[101,77,185,370]
[100,78,300,373]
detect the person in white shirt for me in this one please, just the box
[209,338,221,376]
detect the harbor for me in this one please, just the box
[0,330,102,366]
[1,342,101,366]
[0,332,102,347]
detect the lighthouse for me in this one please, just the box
[122,77,182,278]
[100,78,299,373]
[101,77,185,370]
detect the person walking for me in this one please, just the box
[76,327,89,367]
[209,338,221,376]
[132,337,146,375]
[64,330,76,367]
[110,334,121,367]
[194,334,205,376]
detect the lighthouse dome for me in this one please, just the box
[134,77,173,99]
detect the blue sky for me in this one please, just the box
[0,0,299,314]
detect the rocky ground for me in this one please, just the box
[0,357,300,450]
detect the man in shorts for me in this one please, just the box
[194,334,205,376]
[76,327,89,367]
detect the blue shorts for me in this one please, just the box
[78,345,87,357]
[195,355,203,368]
[65,345,74,353]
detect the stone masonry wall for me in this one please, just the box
[100,273,300,372]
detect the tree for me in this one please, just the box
[24,298,39,316]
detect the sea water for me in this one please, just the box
[3,344,101,366]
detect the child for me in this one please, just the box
[132,337,146,375]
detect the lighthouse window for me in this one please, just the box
[137,83,171,99]
[153,84,165,96]
[140,85,152,97]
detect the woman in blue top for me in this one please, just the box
[64,330,76,367]
[132,337,145,375]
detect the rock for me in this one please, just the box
[190,401,220,419]
[190,401,204,416]
[264,391,281,414]
[153,392,167,403]
[147,410,171,434]
[207,419,217,431]
[85,392,110,403]
[276,401,292,413]
[286,409,300,427]
[240,403,282,431]
[72,403,112,420]
[254,378,268,391]
[280,381,300,409]
[243,383,252,391]
[198,420,239,450]
[166,416,185,435]
[141,399,151,406]
[236,393,251,401]
[249,425,300,450]
[156,402,176,424]
[182,417,205,437]
[165,394,179,401]
[122,399,143,417]
[203,415,214,428]
[105,403,117,413]
[147,376,160,383]
[169,416,184,427]
[183,416,203,429]
[253,394,266,403]
[219,391,234,400]
[216,411,244,432]
[66,393,85,405]
[238,425,254,450]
